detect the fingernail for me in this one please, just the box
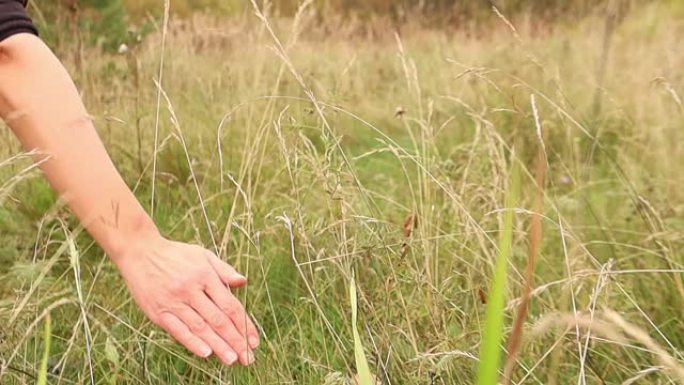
[248,336,259,348]
[200,345,212,358]
[223,350,238,365]
[246,351,255,364]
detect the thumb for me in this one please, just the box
[207,252,247,288]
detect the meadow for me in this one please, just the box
[2,1,684,384]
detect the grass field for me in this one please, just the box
[2,1,684,384]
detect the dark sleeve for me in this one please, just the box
[0,0,38,42]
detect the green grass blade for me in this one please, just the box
[37,313,52,385]
[350,276,373,385]
[476,163,521,385]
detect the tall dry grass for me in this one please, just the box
[2,1,684,384]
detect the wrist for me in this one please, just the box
[99,212,163,264]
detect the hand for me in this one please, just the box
[112,236,260,365]
[0,34,261,364]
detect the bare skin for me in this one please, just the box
[0,33,259,366]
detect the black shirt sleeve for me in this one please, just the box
[0,0,38,42]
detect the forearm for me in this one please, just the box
[0,32,259,366]
[0,33,158,258]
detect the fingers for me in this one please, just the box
[190,291,255,366]
[206,253,247,288]
[205,280,260,349]
[176,306,239,365]
[158,312,212,358]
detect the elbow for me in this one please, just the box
[0,33,38,64]
[0,35,20,62]
[0,38,15,66]
[0,33,47,72]
[0,33,44,118]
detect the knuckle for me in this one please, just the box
[203,249,218,260]
[190,267,212,282]
[192,245,211,258]
[169,282,187,296]
[207,313,227,329]
[188,319,207,333]
[224,306,241,320]
[218,305,232,315]
[169,272,211,296]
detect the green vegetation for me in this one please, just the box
[37,314,52,385]
[350,277,373,385]
[3,1,684,384]
[476,163,520,385]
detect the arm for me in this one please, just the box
[0,33,259,365]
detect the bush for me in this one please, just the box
[31,0,148,52]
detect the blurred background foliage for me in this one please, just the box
[29,0,680,52]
